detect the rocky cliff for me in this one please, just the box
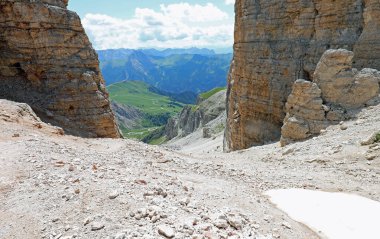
[165,90,226,141]
[0,0,120,138]
[225,0,380,151]
[111,102,144,130]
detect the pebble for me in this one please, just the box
[83,217,91,226]
[213,219,229,229]
[54,161,65,167]
[61,236,74,239]
[68,165,75,171]
[157,225,175,238]
[227,214,245,230]
[282,221,292,229]
[366,154,376,161]
[109,190,120,199]
[156,158,172,164]
[114,232,126,239]
[340,125,348,130]
[54,234,62,239]
[361,131,380,146]
[179,197,190,206]
[282,146,295,156]
[91,222,105,231]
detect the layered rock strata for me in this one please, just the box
[0,0,120,138]
[225,0,380,151]
[314,49,380,108]
[281,50,380,146]
[280,79,330,146]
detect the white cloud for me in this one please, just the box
[225,0,235,5]
[82,3,234,50]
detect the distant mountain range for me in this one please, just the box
[98,48,216,60]
[98,48,232,93]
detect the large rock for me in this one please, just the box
[280,80,330,146]
[225,0,380,151]
[281,50,380,146]
[0,0,120,138]
[314,49,379,108]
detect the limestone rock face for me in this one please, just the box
[174,105,203,138]
[225,0,380,151]
[111,102,144,130]
[281,49,380,146]
[280,80,330,146]
[314,49,380,108]
[165,90,226,140]
[0,0,120,138]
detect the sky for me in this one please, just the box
[68,0,235,51]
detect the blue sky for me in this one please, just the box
[68,0,235,50]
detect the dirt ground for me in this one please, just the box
[0,99,379,239]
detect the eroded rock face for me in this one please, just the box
[111,102,144,130]
[281,50,380,146]
[314,49,379,108]
[280,80,330,146]
[225,0,380,151]
[0,0,120,138]
[166,90,226,140]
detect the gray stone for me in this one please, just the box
[157,225,175,238]
[91,222,105,231]
[109,191,119,199]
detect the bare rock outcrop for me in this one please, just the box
[314,49,380,108]
[111,102,144,130]
[0,0,120,138]
[281,49,380,146]
[0,99,64,135]
[166,90,226,140]
[280,80,330,146]
[225,0,380,151]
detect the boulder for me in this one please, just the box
[314,49,380,108]
[281,80,331,146]
[282,50,380,146]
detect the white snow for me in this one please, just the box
[266,189,380,239]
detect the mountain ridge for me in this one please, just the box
[99,49,232,93]
[98,47,218,61]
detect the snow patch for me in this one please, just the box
[266,189,380,239]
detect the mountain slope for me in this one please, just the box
[98,49,232,93]
[143,88,227,144]
[107,81,187,139]
[1,98,379,239]
[108,81,184,115]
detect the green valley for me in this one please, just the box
[107,81,186,139]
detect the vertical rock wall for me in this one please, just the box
[0,0,120,138]
[225,0,380,151]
